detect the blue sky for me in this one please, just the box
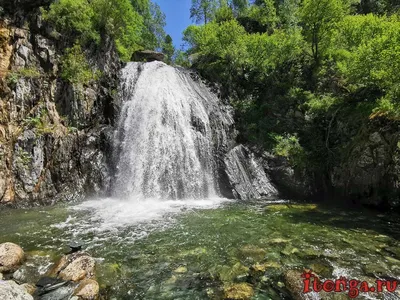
[153,0,193,49]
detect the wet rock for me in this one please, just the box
[251,262,280,273]
[38,282,77,300]
[218,263,249,282]
[0,242,25,273]
[309,261,334,278]
[223,283,254,300]
[283,269,311,300]
[74,279,99,300]
[49,252,95,282]
[132,50,165,62]
[12,253,52,284]
[224,145,278,200]
[0,280,33,300]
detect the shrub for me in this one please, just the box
[60,44,101,85]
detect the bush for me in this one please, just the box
[60,44,101,85]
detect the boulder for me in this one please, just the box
[0,242,25,272]
[0,280,33,300]
[74,279,99,300]
[49,252,95,282]
[132,50,165,62]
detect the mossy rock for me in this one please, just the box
[223,283,254,300]
[173,266,188,274]
[238,245,266,261]
[179,247,207,257]
[268,238,290,245]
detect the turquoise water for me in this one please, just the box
[0,200,399,299]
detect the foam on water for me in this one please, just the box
[71,196,230,233]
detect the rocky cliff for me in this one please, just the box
[0,2,120,206]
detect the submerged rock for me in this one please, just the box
[173,266,188,274]
[0,242,25,273]
[238,245,266,262]
[0,280,33,300]
[223,283,254,300]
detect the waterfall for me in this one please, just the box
[72,61,277,230]
[112,62,220,200]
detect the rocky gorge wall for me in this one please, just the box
[0,2,280,207]
[0,2,120,206]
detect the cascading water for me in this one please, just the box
[71,61,276,231]
[112,61,219,200]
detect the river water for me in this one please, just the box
[1,199,399,299]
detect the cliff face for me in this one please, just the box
[0,3,120,206]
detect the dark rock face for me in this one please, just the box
[0,8,119,206]
[330,121,400,208]
[224,145,277,200]
[132,50,165,62]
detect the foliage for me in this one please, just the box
[6,67,41,87]
[42,0,167,61]
[182,0,400,186]
[162,34,175,64]
[273,134,306,168]
[190,0,218,24]
[41,0,99,43]
[24,107,56,135]
[174,50,191,68]
[60,44,101,84]
[300,0,350,64]
[91,0,144,60]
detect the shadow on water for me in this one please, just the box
[281,201,400,241]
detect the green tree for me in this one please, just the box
[190,0,218,24]
[300,0,349,66]
[174,50,191,67]
[41,0,98,42]
[92,0,144,61]
[279,0,300,29]
[162,34,175,64]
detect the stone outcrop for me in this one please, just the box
[330,118,400,208]
[0,242,25,272]
[132,50,165,62]
[0,4,119,206]
[224,145,277,200]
